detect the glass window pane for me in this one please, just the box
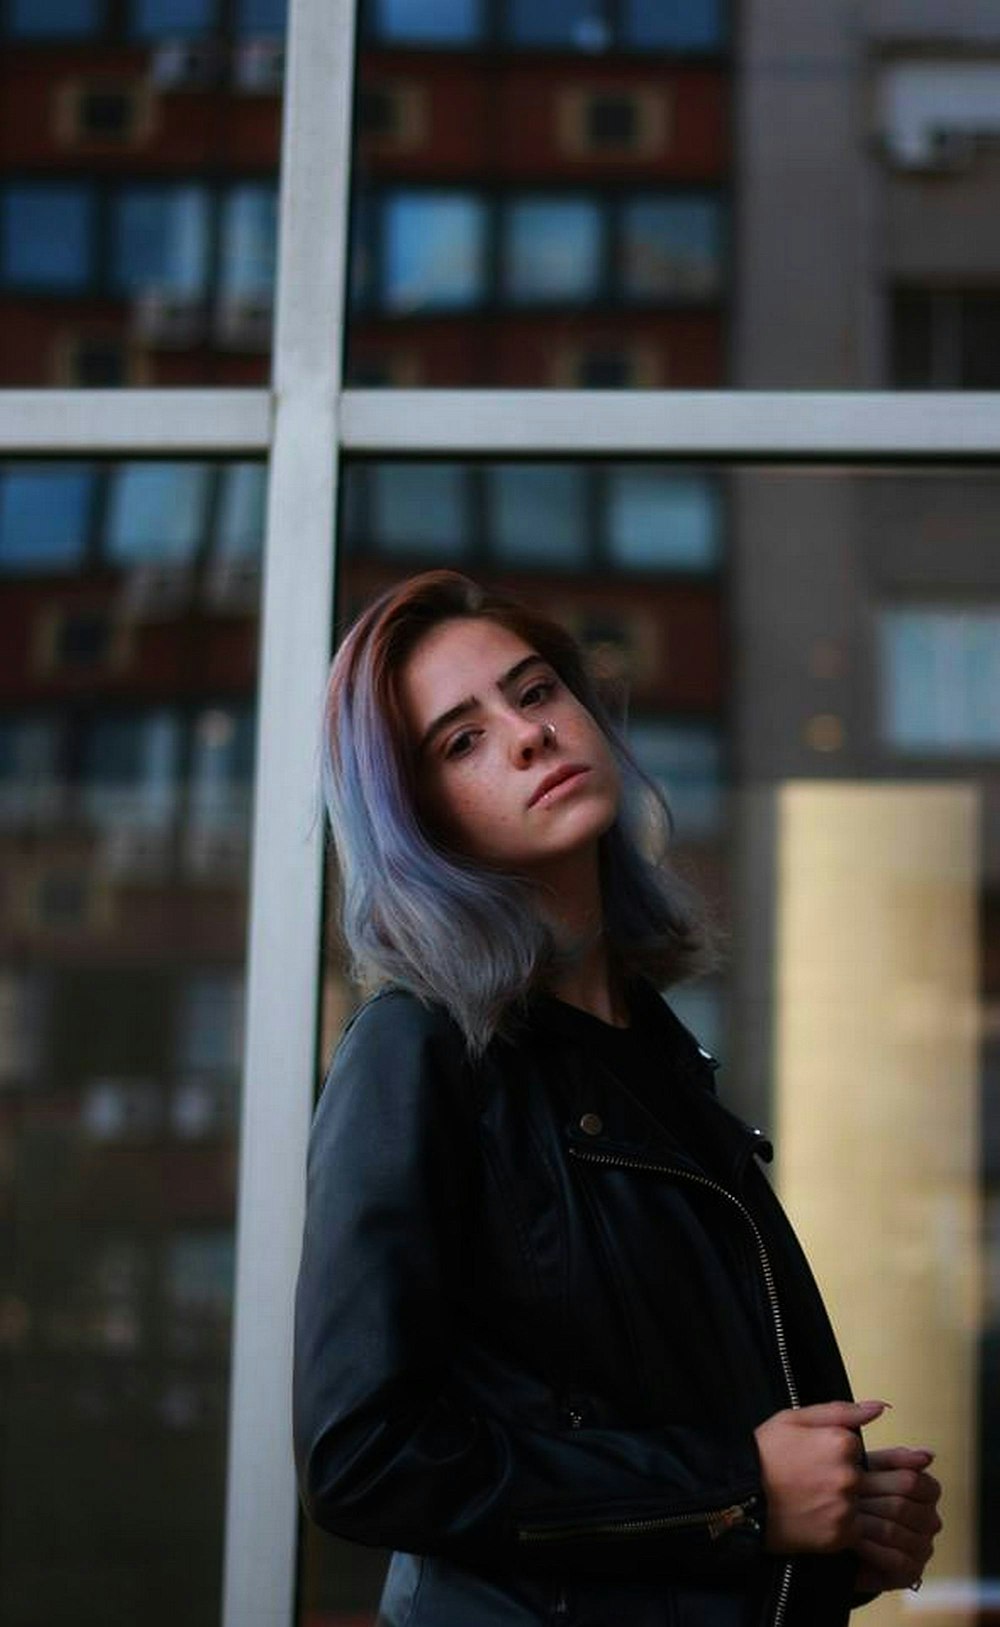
[0,465,93,571]
[236,0,286,31]
[503,198,602,302]
[104,463,211,565]
[8,0,102,35]
[81,710,181,830]
[219,184,277,298]
[382,192,486,311]
[175,974,244,1084]
[627,719,725,837]
[322,460,1000,1621]
[188,705,256,834]
[112,187,211,298]
[506,0,611,49]
[373,0,483,45]
[622,195,724,299]
[0,456,262,1621]
[880,609,1000,755]
[607,469,722,571]
[129,0,214,37]
[0,718,63,827]
[488,465,587,566]
[1,186,94,290]
[215,464,267,560]
[624,0,724,50]
[369,464,468,557]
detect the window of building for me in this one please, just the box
[358,86,399,140]
[369,463,469,557]
[381,191,486,311]
[166,1231,234,1319]
[606,469,722,571]
[505,0,609,48]
[372,0,483,45]
[575,349,636,389]
[104,462,211,565]
[175,972,245,1073]
[237,0,286,32]
[66,84,146,144]
[188,706,256,834]
[111,185,211,299]
[215,464,267,560]
[80,710,181,831]
[0,465,93,572]
[892,291,1000,389]
[0,719,63,830]
[0,184,95,291]
[81,1078,162,1140]
[218,185,277,298]
[0,971,50,1085]
[621,194,724,300]
[488,465,588,568]
[503,197,602,303]
[626,719,726,838]
[54,610,113,667]
[879,60,1000,171]
[880,608,1000,755]
[64,337,130,388]
[624,0,724,50]
[585,94,640,151]
[128,0,215,38]
[7,0,103,35]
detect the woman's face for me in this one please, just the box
[399,617,620,879]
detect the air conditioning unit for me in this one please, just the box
[213,293,273,351]
[884,123,977,172]
[879,62,1000,173]
[132,289,207,347]
[202,556,261,615]
[151,40,221,91]
[233,38,285,94]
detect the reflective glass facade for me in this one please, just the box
[1,0,999,1624]
[0,458,265,1625]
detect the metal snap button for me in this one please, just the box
[579,1112,603,1136]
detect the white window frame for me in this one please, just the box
[1,1,998,1623]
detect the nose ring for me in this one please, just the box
[542,721,556,744]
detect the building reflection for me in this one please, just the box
[0,0,998,1624]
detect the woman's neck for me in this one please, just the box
[547,943,629,1028]
[535,847,628,1027]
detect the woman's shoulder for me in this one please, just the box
[336,983,462,1055]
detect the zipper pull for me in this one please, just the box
[706,1500,760,1541]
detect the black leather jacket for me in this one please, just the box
[294,982,866,1627]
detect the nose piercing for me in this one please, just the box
[542,721,556,744]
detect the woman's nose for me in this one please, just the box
[511,715,550,765]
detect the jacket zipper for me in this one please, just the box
[520,1495,761,1545]
[567,1143,799,1627]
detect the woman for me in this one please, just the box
[294,569,941,1627]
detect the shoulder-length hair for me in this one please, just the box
[320,569,720,1054]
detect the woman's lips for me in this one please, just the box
[528,765,590,808]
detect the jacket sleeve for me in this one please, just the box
[292,990,768,1582]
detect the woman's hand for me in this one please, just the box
[853,1446,942,1593]
[754,1400,887,1553]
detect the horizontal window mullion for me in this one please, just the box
[338,388,1000,459]
[4,388,1000,459]
[0,389,271,453]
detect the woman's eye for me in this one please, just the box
[444,730,477,760]
[521,678,556,707]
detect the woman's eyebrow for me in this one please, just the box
[418,654,547,755]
